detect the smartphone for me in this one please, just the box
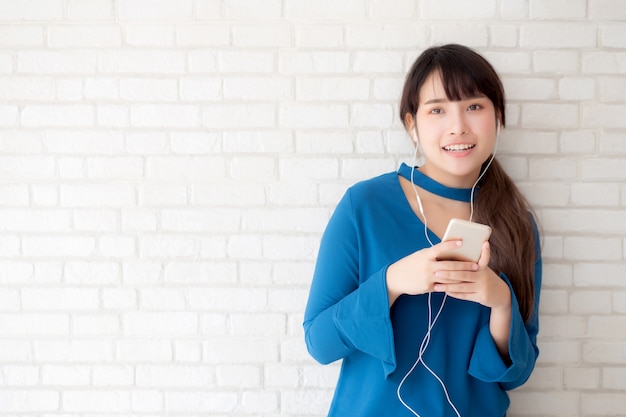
[438,218,492,262]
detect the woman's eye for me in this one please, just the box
[468,104,482,111]
[430,108,442,114]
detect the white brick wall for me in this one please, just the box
[0,1,624,416]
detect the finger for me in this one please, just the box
[433,282,475,294]
[478,241,490,267]
[430,240,462,259]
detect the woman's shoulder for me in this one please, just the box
[347,170,399,201]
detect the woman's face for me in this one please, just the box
[410,71,498,188]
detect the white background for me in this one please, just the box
[0,0,625,415]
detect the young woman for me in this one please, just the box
[303,44,542,417]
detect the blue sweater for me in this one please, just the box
[303,165,542,417]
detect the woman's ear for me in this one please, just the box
[405,114,417,144]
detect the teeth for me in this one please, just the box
[444,144,475,151]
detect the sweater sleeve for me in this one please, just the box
[468,221,542,390]
[303,190,397,375]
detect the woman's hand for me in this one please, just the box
[432,241,513,358]
[385,240,476,307]
[432,241,511,311]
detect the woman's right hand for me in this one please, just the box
[385,240,476,307]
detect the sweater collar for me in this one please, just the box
[397,162,474,203]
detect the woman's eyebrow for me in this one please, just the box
[423,94,487,105]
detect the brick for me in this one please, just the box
[136,365,214,388]
[600,78,626,102]
[204,104,276,129]
[22,105,94,127]
[430,24,489,47]
[574,263,626,288]
[570,291,613,314]
[582,158,626,180]
[232,24,292,48]
[0,365,39,386]
[564,237,622,261]
[533,50,579,73]
[230,314,286,336]
[120,78,178,101]
[490,25,518,47]
[188,288,267,312]
[368,0,416,19]
[23,236,96,258]
[420,0,496,19]
[508,392,579,415]
[529,0,586,18]
[240,390,279,413]
[65,261,120,285]
[0,0,63,21]
[563,367,600,390]
[539,289,568,314]
[132,390,164,412]
[347,23,428,48]
[0,26,44,47]
[93,365,134,386]
[140,236,200,258]
[21,288,99,311]
[139,288,186,310]
[353,51,404,73]
[219,51,275,73]
[41,365,90,386]
[125,24,174,46]
[0,313,68,336]
[67,0,114,20]
[224,77,292,100]
[582,51,626,74]
[73,314,120,336]
[49,25,122,48]
[589,0,626,20]
[600,24,626,48]
[217,364,261,387]
[279,51,350,74]
[582,104,626,128]
[123,312,198,336]
[60,184,135,207]
[98,51,186,74]
[179,78,221,101]
[285,0,366,20]
[176,24,230,47]
[571,183,620,207]
[118,0,193,20]
[581,393,626,416]
[116,339,172,362]
[522,103,578,128]
[295,25,345,48]
[242,208,328,233]
[282,389,334,415]
[560,130,597,154]
[122,261,162,286]
[174,340,202,362]
[521,23,596,48]
[204,338,278,364]
[18,51,97,74]
[603,368,626,389]
[0,391,59,412]
[63,391,131,413]
[131,104,200,128]
[164,391,237,413]
[583,341,626,364]
[223,0,282,19]
[0,341,32,361]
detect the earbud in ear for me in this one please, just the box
[412,125,419,143]
[496,119,500,135]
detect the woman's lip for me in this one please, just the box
[442,144,476,151]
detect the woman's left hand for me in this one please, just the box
[432,241,511,311]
